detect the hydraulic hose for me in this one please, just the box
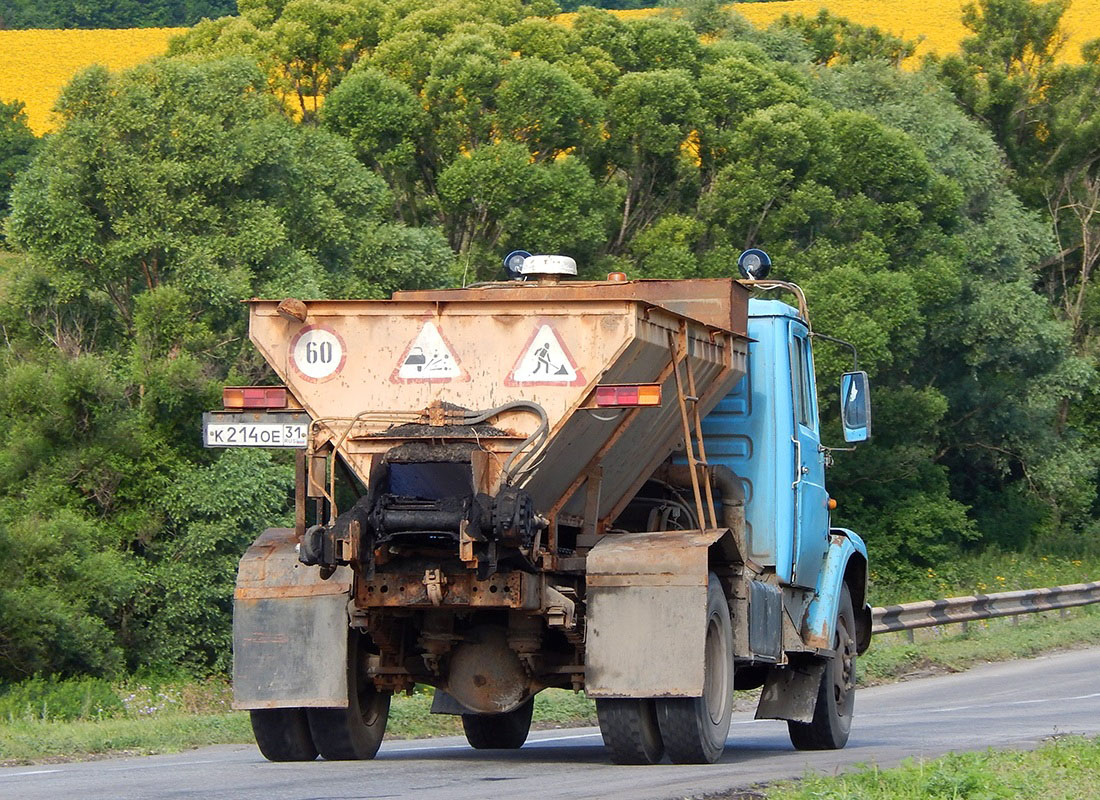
[459,401,549,485]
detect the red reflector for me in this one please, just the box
[595,384,661,408]
[223,386,288,409]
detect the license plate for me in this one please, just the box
[202,411,311,448]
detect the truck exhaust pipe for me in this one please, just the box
[653,463,745,534]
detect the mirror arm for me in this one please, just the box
[819,443,857,467]
[810,332,858,371]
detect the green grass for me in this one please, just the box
[758,736,1100,799]
[867,551,1100,606]
[0,688,596,764]
[0,713,252,763]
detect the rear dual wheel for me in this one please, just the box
[462,696,534,749]
[308,632,391,760]
[250,708,318,762]
[596,573,734,765]
[596,698,665,764]
[251,632,391,762]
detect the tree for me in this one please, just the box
[0,55,452,678]
[607,69,701,249]
[814,61,1091,550]
[934,0,1100,529]
[170,0,392,121]
[771,9,920,67]
[0,99,37,223]
[0,0,238,28]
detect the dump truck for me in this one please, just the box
[204,251,873,765]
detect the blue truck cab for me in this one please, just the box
[683,297,873,728]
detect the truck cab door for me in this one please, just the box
[789,325,829,588]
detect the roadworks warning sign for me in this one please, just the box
[392,322,464,382]
[508,324,585,386]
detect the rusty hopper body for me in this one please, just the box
[248,279,747,524]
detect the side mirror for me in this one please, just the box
[840,371,871,443]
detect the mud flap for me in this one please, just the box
[754,660,826,723]
[585,528,737,698]
[232,528,354,710]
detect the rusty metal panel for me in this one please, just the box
[392,278,749,336]
[357,570,540,609]
[232,528,352,709]
[520,310,746,517]
[234,528,352,598]
[247,290,746,520]
[584,529,730,697]
[233,594,350,709]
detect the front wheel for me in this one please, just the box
[655,573,734,764]
[788,583,856,750]
[462,696,534,749]
[307,632,391,760]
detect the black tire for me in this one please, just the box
[788,583,856,750]
[250,708,318,762]
[462,696,534,749]
[655,573,734,764]
[596,698,665,765]
[307,632,391,760]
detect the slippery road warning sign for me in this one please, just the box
[508,324,585,386]
[393,322,464,382]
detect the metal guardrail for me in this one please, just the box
[871,581,1100,635]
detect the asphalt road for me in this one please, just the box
[2,647,1098,800]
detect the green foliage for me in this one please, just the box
[932,0,1100,533]
[770,10,920,66]
[134,450,293,672]
[0,0,237,28]
[0,675,123,723]
[0,100,37,224]
[0,54,451,681]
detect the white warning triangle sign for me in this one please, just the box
[393,322,463,382]
[509,324,584,385]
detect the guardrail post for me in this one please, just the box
[905,629,914,643]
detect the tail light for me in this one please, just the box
[594,384,661,408]
[223,386,290,409]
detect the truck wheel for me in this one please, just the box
[788,583,856,750]
[655,573,733,764]
[461,696,534,749]
[250,708,318,762]
[596,698,665,764]
[307,633,391,760]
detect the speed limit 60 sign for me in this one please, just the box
[290,325,346,382]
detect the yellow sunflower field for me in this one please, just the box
[0,28,184,134]
[2,1,1099,135]
[731,0,1100,63]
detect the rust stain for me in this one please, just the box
[357,571,538,609]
